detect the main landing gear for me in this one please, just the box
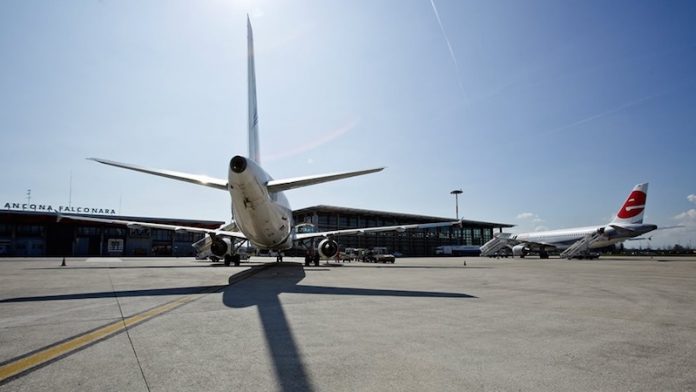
[276,253,284,263]
[304,253,320,267]
[224,254,241,266]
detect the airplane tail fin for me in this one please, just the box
[247,15,260,164]
[611,183,648,225]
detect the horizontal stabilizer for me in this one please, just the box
[266,167,384,193]
[88,158,228,191]
[608,224,638,235]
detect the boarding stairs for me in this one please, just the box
[560,231,603,259]
[480,233,514,257]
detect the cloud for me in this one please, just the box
[688,194,696,204]
[516,212,535,220]
[517,212,543,223]
[674,209,696,226]
[534,226,549,232]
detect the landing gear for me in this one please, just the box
[304,254,311,267]
[313,253,320,267]
[539,250,549,259]
[276,253,283,263]
[223,254,241,266]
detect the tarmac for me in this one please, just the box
[1,255,695,392]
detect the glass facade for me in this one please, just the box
[0,211,222,257]
[293,207,509,257]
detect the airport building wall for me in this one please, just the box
[293,205,513,257]
[0,207,513,258]
[0,211,222,257]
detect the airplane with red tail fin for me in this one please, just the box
[480,183,657,259]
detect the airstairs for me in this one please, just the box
[480,233,514,257]
[559,231,602,259]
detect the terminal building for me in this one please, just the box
[0,210,222,258]
[0,206,512,258]
[293,205,512,257]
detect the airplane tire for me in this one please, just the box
[224,255,232,266]
[233,254,241,266]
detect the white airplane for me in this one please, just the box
[480,183,658,259]
[59,17,463,266]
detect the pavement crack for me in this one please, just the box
[107,271,152,392]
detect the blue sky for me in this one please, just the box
[1,0,695,247]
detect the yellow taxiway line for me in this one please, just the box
[0,263,270,385]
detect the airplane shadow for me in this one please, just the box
[0,285,225,303]
[1,263,476,392]
[221,263,476,392]
[27,265,223,270]
[336,264,493,269]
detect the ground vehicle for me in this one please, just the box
[363,247,396,263]
[435,245,481,257]
[195,244,251,263]
[339,248,362,262]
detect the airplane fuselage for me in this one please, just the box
[228,156,294,250]
[514,223,657,250]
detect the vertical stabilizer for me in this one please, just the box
[611,183,648,225]
[247,15,260,164]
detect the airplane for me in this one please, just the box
[479,183,658,259]
[58,16,464,266]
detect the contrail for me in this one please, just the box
[544,79,694,136]
[265,117,360,162]
[429,0,464,93]
[544,94,657,136]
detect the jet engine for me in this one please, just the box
[210,237,232,257]
[512,244,528,258]
[598,226,616,238]
[317,239,338,259]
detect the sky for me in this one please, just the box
[1,0,695,248]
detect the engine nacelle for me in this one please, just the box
[600,226,616,238]
[317,239,338,259]
[512,244,528,257]
[210,237,232,257]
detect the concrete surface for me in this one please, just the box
[1,256,695,391]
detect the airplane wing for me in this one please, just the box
[57,214,247,240]
[293,220,462,240]
[88,158,228,191]
[518,240,558,248]
[651,225,684,231]
[266,167,384,193]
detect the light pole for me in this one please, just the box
[450,189,462,219]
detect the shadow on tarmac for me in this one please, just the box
[25,263,242,270]
[221,262,476,392]
[0,285,225,302]
[338,264,493,269]
[1,262,476,392]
